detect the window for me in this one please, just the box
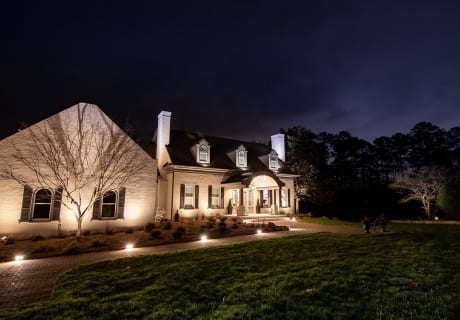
[184,185,195,209]
[20,186,62,222]
[231,189,239,206]
[248,190,253,207]
[199,144,208,162]
[101,191,117,218]
[33,189,52,219]
[236,145,247,167]
[262,190,270,207]
[92,188,126,220]
[180,184,199,209]
[208,185,223,208]
[238,150,246,167]
[269,152,278,170]
[280,188,287,208]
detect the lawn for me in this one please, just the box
[1,223,459,320]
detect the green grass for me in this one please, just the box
[1,224,460,319]
[299,216,362,227]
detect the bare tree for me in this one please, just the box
[2,103,149,237]
[390,167,444,219]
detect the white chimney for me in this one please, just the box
[156,111,172,169]
[271,133,285,162]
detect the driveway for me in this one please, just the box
[0,219,361,308]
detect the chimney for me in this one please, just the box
[271,133,285,162]
[156,111,172,168]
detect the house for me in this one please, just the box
[0,104,297,237]
[154,111,298,220]
[0,103,157,237]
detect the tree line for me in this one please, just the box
[282,122,460,220]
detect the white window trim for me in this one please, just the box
[184,184,195,209]
[100,190,118,219]
[196,139,211,165]
[32,188,53,221]
[269,151,278,170]
[210,185,221,209]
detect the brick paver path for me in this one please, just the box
[0,220,361,308]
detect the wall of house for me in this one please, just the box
[169,170,228,219]
[0,103,158,237]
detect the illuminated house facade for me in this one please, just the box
[0,105,297,237]
[155,111,298,220]
[0,103,157,236]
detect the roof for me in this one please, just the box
[165,130,294,178]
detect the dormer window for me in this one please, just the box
[195,138,211,165]
[269,151,278,171]
[236,144,247,168]
[199,144,208,162]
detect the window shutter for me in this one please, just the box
[220,187,224,209]
[52,187,63,221]
[288,189,291,207]
[269,190,272,205]
[20,185,33,222]
[195,185,199,209]
[208,185,212,209]
[93,197,101,220]
[279,189,282,207]
[259,191,263,205]
[274,190,277,206]
[240,189,243,206]
[117,187,126,219]
[180,184,185,209]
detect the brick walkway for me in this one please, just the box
[0,220,361,308]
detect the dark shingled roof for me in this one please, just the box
[165,130,294,182]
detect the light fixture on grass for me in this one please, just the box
[201,234,208,242]
[14,255,24,262]
[257,229,263,235]
[125,243,134,251]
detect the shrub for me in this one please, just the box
[82,230,91,236]
[218,222,228,234]
[3,238,15,245]
[150,229,162,239]
[232,222,239,229]
[266,222,277,231]
[219,216,227,223]
[62,242,81,255]
[105,228,115,235]
[90,240,107,248]
[31,244,56,254]
[207,217,216,228]
[200,225,208,233]
[144,222,156,232]
[161,219,172,230]
[30,235,45,242]
[173,227,185,241]
[125,227,134,234]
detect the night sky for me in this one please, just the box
[1,0,460,143]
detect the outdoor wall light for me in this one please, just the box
[200,234,208,242]
[125,243,134,251]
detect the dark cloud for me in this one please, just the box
[1,0,460,142]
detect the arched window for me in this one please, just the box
[33,189,52,219]
[199,144,208,162]
[101,190,117,218]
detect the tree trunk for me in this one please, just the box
[76,216,83,237]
